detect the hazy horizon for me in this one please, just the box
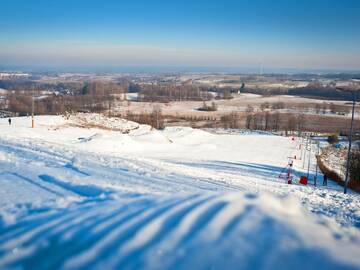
[1,64,360,75]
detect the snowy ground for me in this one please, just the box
[0,114,360,269]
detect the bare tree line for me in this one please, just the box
[138,84,212,102]
[122,106,165,130]
[4,81,129,116]
[220,111,303,133]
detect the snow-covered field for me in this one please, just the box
[113,93,357,117]
[0,114,359,269]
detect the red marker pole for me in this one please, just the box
[31,95,35,128]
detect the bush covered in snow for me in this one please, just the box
[350,149,360,184]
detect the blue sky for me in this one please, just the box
[1,0,360,71]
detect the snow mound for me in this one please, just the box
[0,192,359,270]
[78,133,141,152]
[164,126,214,144]
[132,128,173,144]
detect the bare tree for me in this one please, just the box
[220,111,239,129]
[329,103,336,114]
[296,114,305,133]
[246,114,253,129]
[260,102,270,111]
[245,105,255,129]
[272,112,280,131]
[151,105,164,130]
[285,115,296,134]
[322,102,328,114]
[264,111,271,130]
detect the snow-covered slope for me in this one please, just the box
[0,115,359,269]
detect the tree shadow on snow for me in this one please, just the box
[166,160,300,182]
[38,174,111,198]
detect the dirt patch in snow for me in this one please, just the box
[66,113,140,133]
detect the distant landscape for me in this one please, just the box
[1,71,359,134]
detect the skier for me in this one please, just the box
[287,160,293,184]
[8,118,11,125]
[323,174,328,186]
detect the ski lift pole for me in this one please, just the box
[307,140,312,179]
[31,94,35,128]
[303,137,308,168]
[314,141,320,186]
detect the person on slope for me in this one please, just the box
[8,118,11,125]
[323,174,328,186]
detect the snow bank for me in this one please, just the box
[320,146,347,181]
[163,126,215,144]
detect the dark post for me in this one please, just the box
[314,141,320,186]
[344,92,356,194]
[307,139,311,179]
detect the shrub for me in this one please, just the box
[198,101,217,112]
[327,134,339,145]
[124,106,164,130]
[271,101,285,110]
